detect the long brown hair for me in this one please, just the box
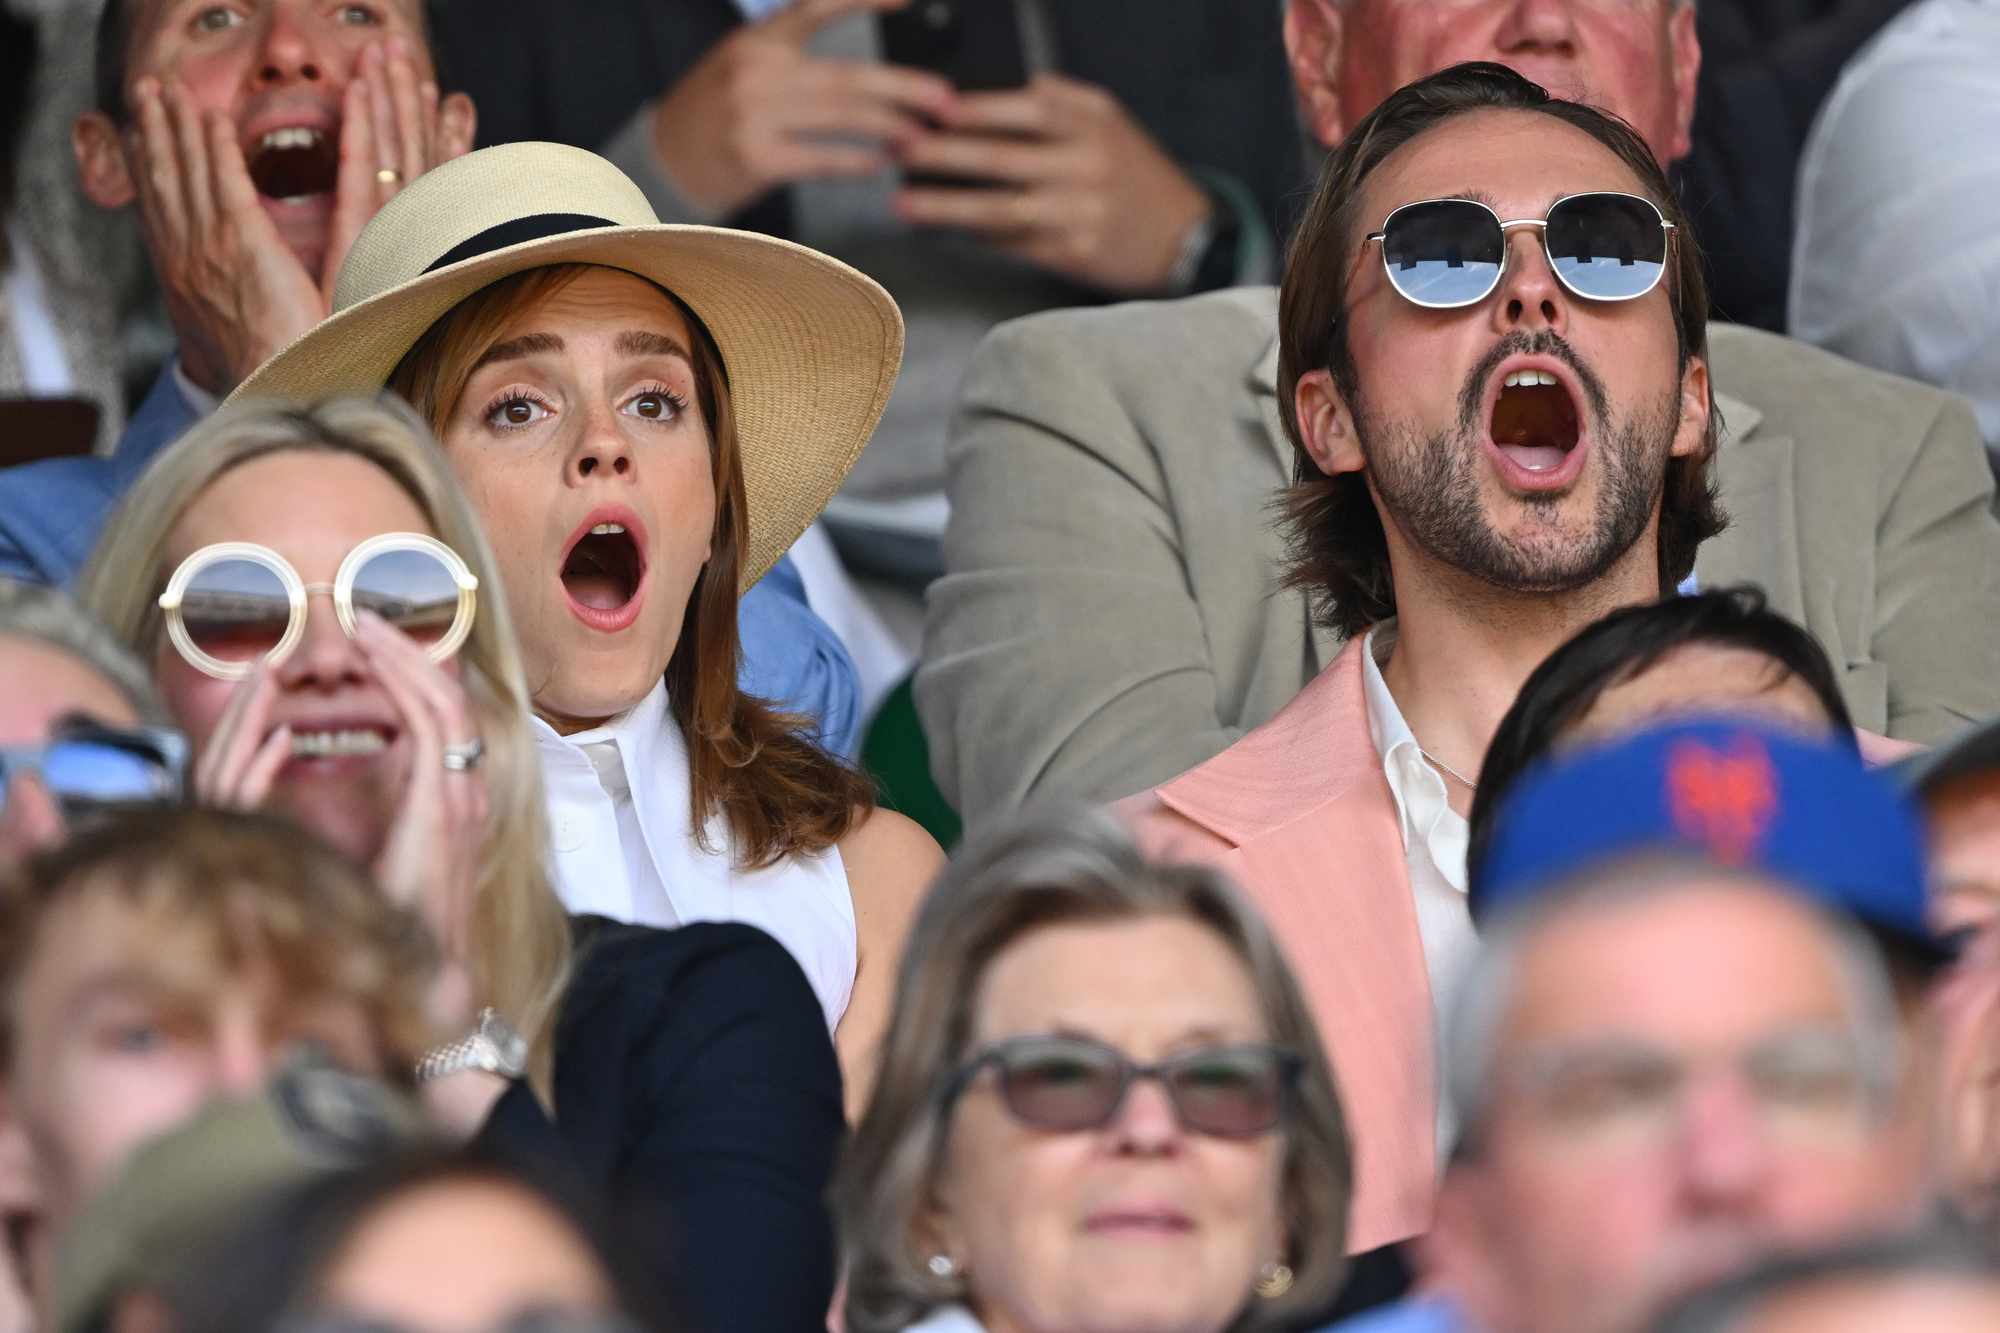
[391,264,874,869]
[1276,62,1727,640]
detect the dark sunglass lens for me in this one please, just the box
[1166,1049,1287,1137]
[38,738,174,806]
[1547,194,1667,300]
[998,1043,1124,1130]
[1382,200,1504,307]
[180,558,293,663]
[350,547,462,645]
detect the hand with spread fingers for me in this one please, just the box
[892,72,1213,295]
[646,0,955,218]
[352,611,489,969]
[189,661,292,810]
[122,39,472,396]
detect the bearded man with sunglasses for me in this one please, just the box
[921,3,2000,827]
[1106,63,1733,1261]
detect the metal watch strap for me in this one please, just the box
[415,1007,522,1083]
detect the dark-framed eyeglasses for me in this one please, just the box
[943,1034,1303,1139]
[0,717,187,817]
[1365,190,1676,310]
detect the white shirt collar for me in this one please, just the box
[532,677,672,759]
[170,357,220,418]
[1358,621,1468,894]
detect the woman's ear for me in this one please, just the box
[1294,369,1366,479]
[73,110,137,210]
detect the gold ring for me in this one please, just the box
[376,167,402,186]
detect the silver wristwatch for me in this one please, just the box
[415,1007,528,1083]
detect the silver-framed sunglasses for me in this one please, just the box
[1365,190,1676,310]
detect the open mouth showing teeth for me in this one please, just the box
[561,523,644,611]
[247,126,339,202]
[1491,369,1581,474]
[289,728,389,759]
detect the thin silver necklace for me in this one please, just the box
[1420,746,1479,791]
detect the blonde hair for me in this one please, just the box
[835,809,1352,1333]
[0,805,438,1081]
[76,396,571,1100]
[389,263,873,869]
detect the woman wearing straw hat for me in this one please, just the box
[234,141,944,1111]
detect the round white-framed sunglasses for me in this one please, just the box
[157,533,478,681]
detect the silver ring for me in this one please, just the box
[441,738,484,772]
[376,167,402,186]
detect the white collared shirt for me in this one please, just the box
[1359,622,1480,1155]
[534,681,858,1029]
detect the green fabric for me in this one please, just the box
[862,675,961,850]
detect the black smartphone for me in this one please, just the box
[879,0,1030,94]
[880,0,1032,191]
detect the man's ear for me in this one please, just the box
[1294,368,1365,479]
[1670,354,1710,460]
[1283,0,1348,150]
[437,92,477,161]
[1665,2,1702,164]
[73,110,136,210]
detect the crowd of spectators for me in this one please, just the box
[0,1,1997,1332]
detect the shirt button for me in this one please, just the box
[553,816,583,852]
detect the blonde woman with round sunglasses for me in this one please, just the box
[76,395,849,1332]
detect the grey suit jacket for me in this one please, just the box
[919,287,2000,823]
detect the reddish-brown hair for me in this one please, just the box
[391,264,873,867]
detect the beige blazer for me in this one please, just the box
[921,288,2000,825]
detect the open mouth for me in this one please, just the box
[561,521,646,618]
[246,125,340,203]
[1490,368,1581,474]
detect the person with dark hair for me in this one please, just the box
[1116,61,1724,1256]
[1464,585,1870,890]
[922,0,2000,827]
[1647,1223,2000,1333]
[0,1,864,759]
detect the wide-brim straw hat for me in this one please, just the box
[229,141,903,590]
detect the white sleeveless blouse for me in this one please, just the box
[533,682,857,1029]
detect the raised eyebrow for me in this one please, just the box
[614,330,693,363]
[469,332,564,374]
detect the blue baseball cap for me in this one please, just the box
[1470,717,1940,959]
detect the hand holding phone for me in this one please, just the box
[891,72,1215,296]
[648,0,957,219]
